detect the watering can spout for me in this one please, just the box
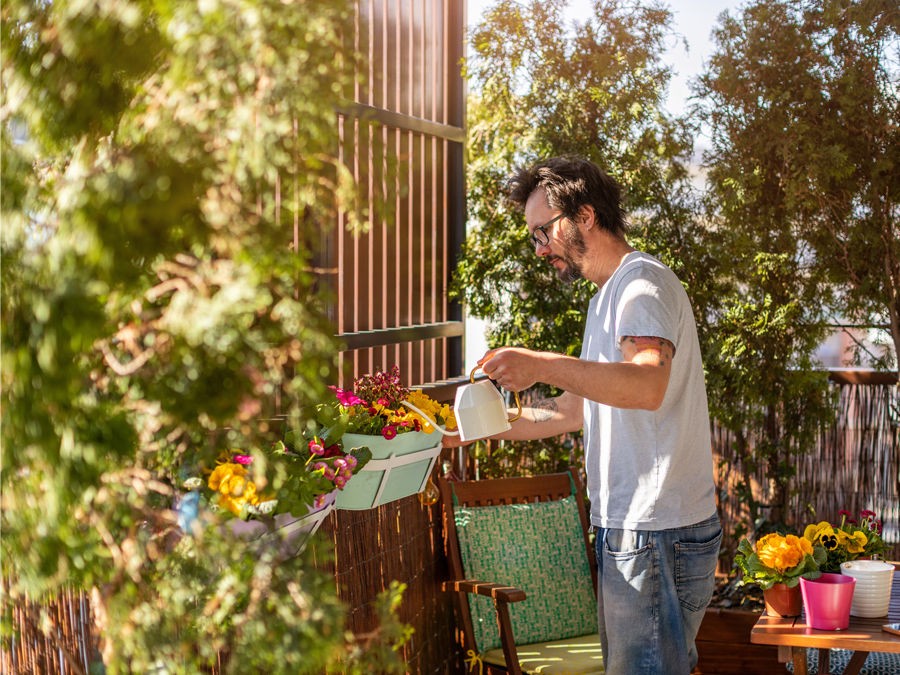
[400,400,460,436]
[403,367,522,442]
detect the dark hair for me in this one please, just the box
[505,156,627,236]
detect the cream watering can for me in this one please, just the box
[402,366,522,442]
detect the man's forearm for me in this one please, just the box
[495,393,583,441]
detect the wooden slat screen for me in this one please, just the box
[321,2,467,672]
[328,0,466,390]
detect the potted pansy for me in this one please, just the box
[307,366,456,510]
[734,532,826,617]
[803,509,887,572]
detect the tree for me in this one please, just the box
[693,0,898,536]
[452,0,702,473]
[1,1,407,672]
[698,0,899,368]
[455,0,696,356]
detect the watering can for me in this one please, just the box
[402,366,522,442]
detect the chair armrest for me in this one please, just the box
[442,579,526,675]
[441,579,527,604]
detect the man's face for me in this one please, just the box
[524,188,586,283]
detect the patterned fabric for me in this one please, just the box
[785,648,900,674]
[455,494,598,654]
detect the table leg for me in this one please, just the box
[792,647,808,675]
[843,651,869,675]
[818,648,830,674]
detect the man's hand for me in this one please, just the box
[477,346,550,392]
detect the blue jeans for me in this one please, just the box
[594,513,722,675]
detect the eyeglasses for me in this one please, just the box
[530,213,564,248]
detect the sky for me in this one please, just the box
[466,0,744,117]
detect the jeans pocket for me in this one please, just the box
[603,528,651,558]
[674,527,722,612]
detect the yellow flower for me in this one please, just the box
[405,390,444,433]
[440,403,457,430]
[208,462,262,516]
[803,521,836,547]
[757,533,813,573]
[836,529,868,554]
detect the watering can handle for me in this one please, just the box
[470,366,522,422]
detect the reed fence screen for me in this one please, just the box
[714,374,900,566]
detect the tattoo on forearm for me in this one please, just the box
[530,398,558,423]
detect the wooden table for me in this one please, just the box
[750,570,900,675]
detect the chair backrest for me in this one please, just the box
[439,471,598,655]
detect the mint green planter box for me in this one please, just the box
[335,431,442,510]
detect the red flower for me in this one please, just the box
[381,425,397,440]
[322,443,343,458]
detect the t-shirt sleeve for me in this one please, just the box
[614,267,678,351]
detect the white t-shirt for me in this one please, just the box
[580,251,716,530]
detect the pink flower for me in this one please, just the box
[329,386,366,407]
[308,439,325,456]
[334,475,348,489]
[381,425,397,440]
[376,397,390,407]
[345,455,358,469]
[232,454,253,465]
[313,493,328,509]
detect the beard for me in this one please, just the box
[549,220,587,283]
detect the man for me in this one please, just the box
[456,157,720,674]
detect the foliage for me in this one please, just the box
[455,0,695,473]
[1,0,409,672]
[456,0,694,355]
[804,509,887,572]
[188,442,371,522]
[689,0,900,536]
[696,0,899,372]
[734,532,825,590]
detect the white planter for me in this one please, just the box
[840,559,895,617]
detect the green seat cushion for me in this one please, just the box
[455,493,598,654]
[481,633,604,675]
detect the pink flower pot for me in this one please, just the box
[800,573,856,630]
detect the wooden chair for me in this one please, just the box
[438,471,604,674]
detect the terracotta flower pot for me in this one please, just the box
[763,583,803,617]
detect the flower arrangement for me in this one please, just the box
[310,365,456,444]
[184,438,371,524]
[734,532,826,590]
[803,509,887,572]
